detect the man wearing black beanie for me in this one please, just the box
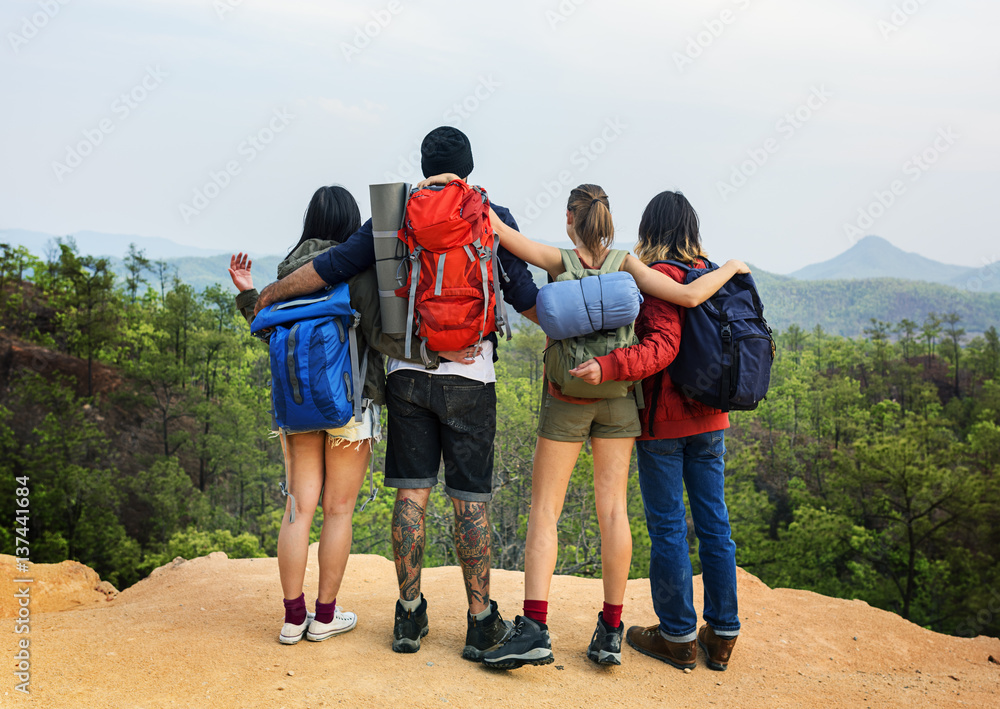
[255,126,539,661]
[420,126,475,181]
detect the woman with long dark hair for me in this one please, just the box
[228,185,375,645]
[573,190,742,672]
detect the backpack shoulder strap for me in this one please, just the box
[651,259,692,272]
[560,248,584,273]
[599,249,629,275]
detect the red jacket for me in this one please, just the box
[595,261,728,441]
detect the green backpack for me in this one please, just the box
[543,248,640,399]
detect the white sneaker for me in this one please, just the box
[279,611,314,645]
[306,606,357,641]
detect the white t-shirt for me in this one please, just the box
[387,340,496,384]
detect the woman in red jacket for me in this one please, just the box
[572,190,742,672]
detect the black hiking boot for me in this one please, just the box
[482,615,554,670]
[587,612,624,666]
[462,600,513,661]
[392,596,428,653]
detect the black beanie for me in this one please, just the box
[421,126,474,179]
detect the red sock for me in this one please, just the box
[315,598,336,624]
[283,593,306,625]
[602,602,623,628]
[523,599,548,625]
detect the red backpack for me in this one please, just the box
[395,179,510,359]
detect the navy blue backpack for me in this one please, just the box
[250,284,368,433]
[657,259,775,412]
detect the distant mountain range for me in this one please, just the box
[3,229,998,336]
[752,270,1000,337]
[790,235,998,293]
[0,229,228,261]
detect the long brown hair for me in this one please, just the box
[633,191,707,266]
[567,184,614,256]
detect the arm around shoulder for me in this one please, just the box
[625,256,748,308]
[235,289,259,327]
[255,261,327,315]
[490,209,563,275]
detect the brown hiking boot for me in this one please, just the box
[697,625,738,671]
[625,625,696,670]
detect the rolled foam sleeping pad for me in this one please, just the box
[536,271,642,340]
[370,182,411,336]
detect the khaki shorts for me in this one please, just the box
[537,386,641,442]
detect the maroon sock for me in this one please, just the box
[283,593,307,625]
[524,599,548,625]
[315,599,336,624]
[602,602,623,628]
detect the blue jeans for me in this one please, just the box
[636,431,740,642]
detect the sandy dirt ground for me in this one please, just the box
[2,549,998,708]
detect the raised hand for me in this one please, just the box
[228,252,254,292]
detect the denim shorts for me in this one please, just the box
[384,370,497,502]
[273,405,382,446]
[326,404,382,448]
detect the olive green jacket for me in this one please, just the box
[235,238,440,407]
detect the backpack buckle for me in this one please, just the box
[721,323,732,340]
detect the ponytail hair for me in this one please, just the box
[567,184,614,254]
[634,191,706,266]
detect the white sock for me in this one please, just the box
[399,596,421,612]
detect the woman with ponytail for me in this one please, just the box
[418,175,748,668]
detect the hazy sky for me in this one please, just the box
[2,0,998,274]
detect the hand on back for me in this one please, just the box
[725,259,751,275]
[569,359,603,385]
[439,344,484,365]
[229,252,254,292]
[416,173,462,188]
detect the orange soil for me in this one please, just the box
[2,550,998,708]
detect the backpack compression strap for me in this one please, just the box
[492,248,512,341]
[473,237,491,345]
[278,429,297,524]
[347,313,381,512]
[359,439,379,512]
[403,247,423,359]
[347,312,369,423]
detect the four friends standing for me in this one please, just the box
[230,126,748,673]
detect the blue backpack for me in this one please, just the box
[656,259,775,412]
[250,284,368,434]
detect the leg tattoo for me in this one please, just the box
[392,497,426,601]
[453,501,491,609]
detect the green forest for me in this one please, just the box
[1,240,998,640]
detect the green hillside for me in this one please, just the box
[153,254,285,293]
[103,250,999,337]
[754,270,1000,336]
